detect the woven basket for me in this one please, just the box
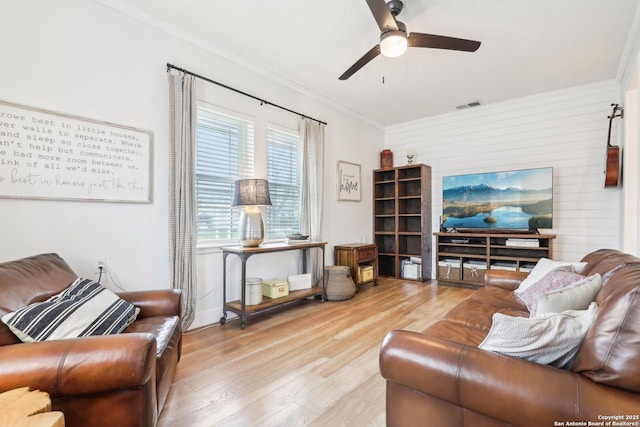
[324,266,356,301]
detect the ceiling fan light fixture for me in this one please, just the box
[380,30,407,57]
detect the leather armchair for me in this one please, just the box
[0,253,182,427]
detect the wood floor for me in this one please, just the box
[157,278,474,427]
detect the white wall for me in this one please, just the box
[618,9,640,255]
[385,80,623,266]
[0,0,382,328]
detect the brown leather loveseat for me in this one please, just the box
[380,249,640,426]
[0,253,182,427]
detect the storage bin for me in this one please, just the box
[262,279,289,298]
[438,259,460,280]
[402,260,421,280]
[288,273,311,291]
[245,278,263,305]
[463,260,487,284]
[359,265,374,282]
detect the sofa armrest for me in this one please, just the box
[380,330,640,425]
[117,289,182,318]
[483,269,528,291]
[0,333,156,398]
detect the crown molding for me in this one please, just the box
[93,0,384,129]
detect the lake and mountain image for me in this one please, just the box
[442,168,553,230]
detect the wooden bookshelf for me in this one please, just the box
[373,164,432,281]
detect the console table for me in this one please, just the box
[220,241,326,329]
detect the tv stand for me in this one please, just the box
[447,228,538,234]
[435,231,555,287]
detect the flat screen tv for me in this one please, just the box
[442,167,553,231]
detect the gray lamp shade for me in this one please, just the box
[232,179,272,207]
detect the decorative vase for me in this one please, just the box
[380,149,393,169]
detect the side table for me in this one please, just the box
[0,387,64,427]
[334,243,378,288]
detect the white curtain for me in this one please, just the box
[300,118,325,287]
[168,71,197,329]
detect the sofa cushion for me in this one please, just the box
[440,286,528,332]
[516,267,587,315]
[469,286,527,311]
[444,299,528,331]
[573,264,640,392]
[422,319,490,347]
[0,253,77,313]
[2,277,138,342]
[0,253,79,346]
[580,249,639,277]
[479,302,598,369]
[124,314,182,409]
[514,258,587,296]
[536,273,602,315]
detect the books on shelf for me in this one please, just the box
[505,238,539,248]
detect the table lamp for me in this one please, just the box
[232,179,272,247]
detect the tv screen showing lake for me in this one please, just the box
[442,167,553,230]
[443,206,534,228]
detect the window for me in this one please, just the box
[266,126,301,238]
[195,104,254,243]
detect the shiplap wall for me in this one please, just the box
[385,80,622,268]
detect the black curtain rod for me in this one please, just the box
[167,63,327,126]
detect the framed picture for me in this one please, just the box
[0,100,152,203]
[337,161,361,201]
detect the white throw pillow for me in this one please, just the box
[536,273,602,316]
[514,258,588,295]
[478,302,598,369]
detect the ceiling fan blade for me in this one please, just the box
[339,45,381,80]
[366,0,399,32]
[408,33,481,52]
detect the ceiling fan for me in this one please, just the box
[339,0,481,80]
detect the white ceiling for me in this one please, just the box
[100,0,639,127]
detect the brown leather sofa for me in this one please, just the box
[0,253,182,427]
[380,249,640,426]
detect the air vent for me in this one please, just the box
[456,101,482,110]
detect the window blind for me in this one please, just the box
[266,127,301,238]
[196,104,254,242]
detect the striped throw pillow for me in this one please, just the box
[1,277,138,342]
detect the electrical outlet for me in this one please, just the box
[94,256,106,274]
